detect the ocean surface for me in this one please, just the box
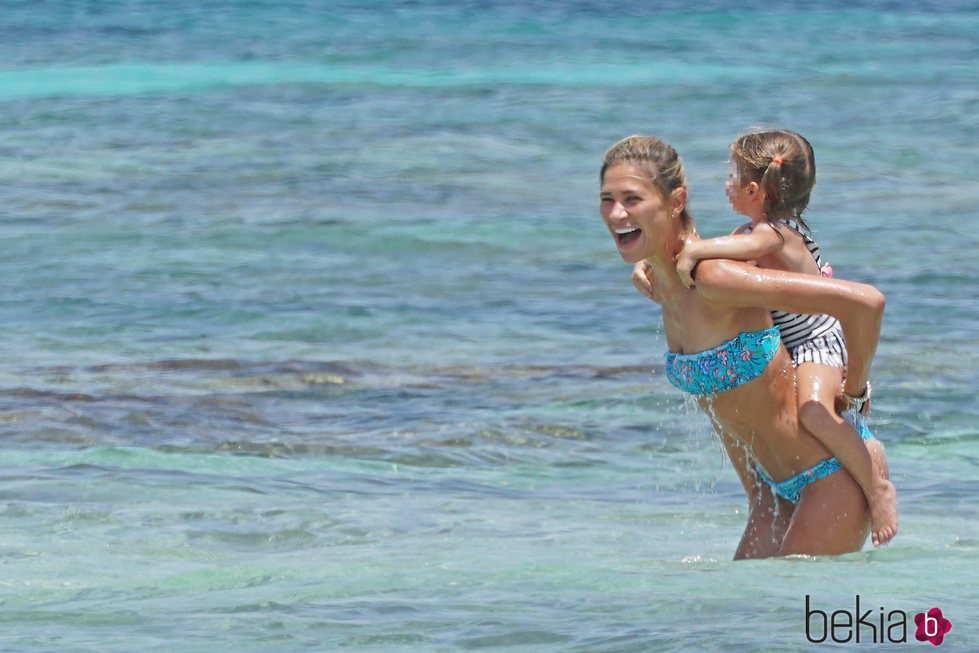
[1,1,977,651]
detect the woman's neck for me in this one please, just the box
[646,227,698,295]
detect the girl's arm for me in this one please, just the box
[693,259,884,396]
[676,226,783,288]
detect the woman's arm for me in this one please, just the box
[693,259,884,396]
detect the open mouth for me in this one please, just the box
[614,226,642,247]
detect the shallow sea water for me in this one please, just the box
[1,2,978,651]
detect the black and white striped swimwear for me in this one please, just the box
[769,220,848,369]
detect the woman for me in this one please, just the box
[599,135,885,558]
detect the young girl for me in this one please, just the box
[633,129,898,547]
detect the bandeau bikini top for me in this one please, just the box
[664,326,781,396]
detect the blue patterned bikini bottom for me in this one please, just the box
[754,412,875,504]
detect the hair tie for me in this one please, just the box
[771,155,785,165]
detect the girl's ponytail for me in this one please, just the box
[730,129,816,232]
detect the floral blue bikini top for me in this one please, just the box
[664,326,781,396]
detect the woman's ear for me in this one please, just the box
[671,187,687,217]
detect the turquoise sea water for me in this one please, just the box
[1,2,978,651]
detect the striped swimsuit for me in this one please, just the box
[767,219,848,369]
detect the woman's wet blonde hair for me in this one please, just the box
[600,135,693,228]
[730,128,816,232]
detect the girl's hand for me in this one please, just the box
[631,261,657,302]
[676,249,698,288]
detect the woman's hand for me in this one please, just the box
[631,261,658,303]
[838,381,873,417]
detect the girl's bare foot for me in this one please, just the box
[869,477,898,547]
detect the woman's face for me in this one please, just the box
[599,163,671,264]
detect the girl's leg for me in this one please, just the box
[866,438,889,480]
[795,362,898,546]
[778,464,870,556]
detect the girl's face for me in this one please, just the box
[724,159,740,200]
[599,163,674,264]
[725,159,763,220]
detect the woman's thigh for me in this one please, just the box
[735,482,795,560]
[778,467,869,556]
